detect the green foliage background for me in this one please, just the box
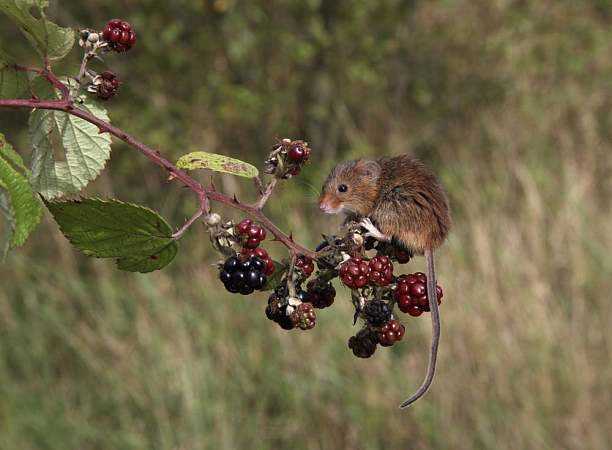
[1,1,611,449]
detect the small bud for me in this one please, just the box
[287,296,301,307]
[87,32,100,43]
[205,213,221,226]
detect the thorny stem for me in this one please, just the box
[172,192,209,239]
[0,65,316,259]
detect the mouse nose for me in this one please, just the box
[318,195,330,212]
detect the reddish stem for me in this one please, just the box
[0,73,315,258]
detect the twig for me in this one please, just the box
[254,178,278,210]
[172,192,209,239]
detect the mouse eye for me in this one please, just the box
[338,184,348,193]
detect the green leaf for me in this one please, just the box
[0,58,28,98]
[29,97,112,199]
[44,197,178,273]
[176,151,259,178]
[0,191,15,258]
[262,260,287,291]
[0,0,75,61]
[0,133,42,249]
[116,243,178,273]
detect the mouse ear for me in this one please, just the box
[354,159,381,178]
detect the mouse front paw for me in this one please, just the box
[360,218,391,242]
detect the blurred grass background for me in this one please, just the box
[1,1,611,449]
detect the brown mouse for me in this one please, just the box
[319,155,451,408]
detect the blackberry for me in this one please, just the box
[240,247,275,275]
[378,319,405,347]
[95,71,120,100]
[339,257,370,289]
[286,140,311,163]
[368,255,393,286]
[362,300,392,326]
[265,292,295,330]
[291,302,316,330]
[102,19,136,52]
[295,255,315,278]
[348,328,378,358]
[394,248,413,264]
[395,272,443,316]
[235,219,266,248]
[305,279,336,309]
[219,255,267,295]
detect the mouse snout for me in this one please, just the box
[318,193,341,214]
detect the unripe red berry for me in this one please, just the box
[378,319,405,347]
[368,255,393,286]
[288,145,305,162]
[295,255,314,277]
[339,257,371,289]
[291,302,316,330]
[102,19,136,52]
[235,218,252,235]
[395,273,443,316]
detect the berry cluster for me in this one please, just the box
[219,255,267,295]
[347,318,405,358]
[368,255,394,286]
[339,257,371,288]
[102,19,136,52]
[378,320,405,347]
[95,71,120,100]
[395,272,443,317]
[240,247,275,276]
[295,255,315,278]
[265,139,312,178]
[305,279,336,309]
[235,219,267,248]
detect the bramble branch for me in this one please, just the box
[0,66,315,258]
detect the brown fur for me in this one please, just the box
[320,155,451,254]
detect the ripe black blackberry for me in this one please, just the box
[348,328,378,358]
[219,255,267,295]
[305,279,336,309]
[102,19,136,52]
[362,300,392,326]
[265,291,295,330]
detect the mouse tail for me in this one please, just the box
[399,247,441,408]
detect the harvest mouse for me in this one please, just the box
[319,155,451,408]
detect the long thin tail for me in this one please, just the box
[399,248,441,408]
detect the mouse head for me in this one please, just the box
[319,159,381,216]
